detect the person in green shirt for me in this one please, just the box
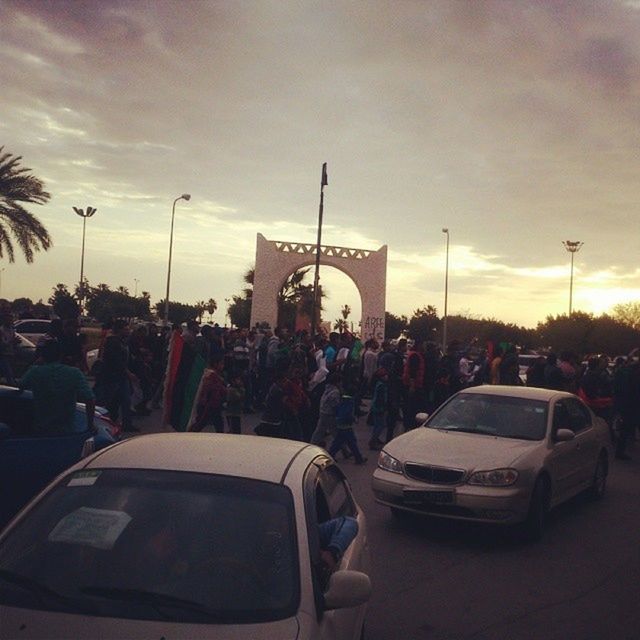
[19,339,95,433]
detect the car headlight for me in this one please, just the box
[468,468,518,486]
[377,450,404,474]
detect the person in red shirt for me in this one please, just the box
[191,355,227,432]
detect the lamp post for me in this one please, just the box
[442,228,450,352]
[164,194,191,325]
[72,206,97,310]
[562,240,583,317]
[134,278,139,297]
[225,297,230,327]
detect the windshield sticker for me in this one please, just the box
[48,507,132,550]
[68,470,102,487]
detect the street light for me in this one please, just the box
[164,194,191,325]
[562,240,583,317]
[442,228,450,352]
[72,206,97,310]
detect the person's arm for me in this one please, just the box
[85,398,96,431]
[319,516,359,570]
[75,370,96,431]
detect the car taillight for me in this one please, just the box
[97,414,122,439]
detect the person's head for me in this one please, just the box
[329,332,340,346]
[547,352,558,366]
[49,319,64,337]
[587,356,599,371]
[201,325,213,339]
[112,319,129,338]
[41,339,62,364]
[326,372,342,388]
[230,373,243,387]
[186,320,200,334]
[397,338,408,354]
[209,353,225,372]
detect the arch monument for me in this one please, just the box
[250,233,387,341]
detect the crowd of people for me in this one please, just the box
[2,310,640,462]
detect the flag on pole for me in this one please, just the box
[321,162,328,187]
[162,331,207,431]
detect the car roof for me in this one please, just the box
[458,384,572,402]
[82,433,324,485]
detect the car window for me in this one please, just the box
[16,321,48,334]
[317,465,356,519]
[564,398,592,433]
[0,469,299,624]
[553,399,591,434]
[428,393,548,440]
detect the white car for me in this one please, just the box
[12,319,51,344]
[0,434,371,639]
[373,386,612,539]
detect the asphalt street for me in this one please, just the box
[135,409,640,640]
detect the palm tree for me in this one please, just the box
[206,298,217,321]
[195,300,206,323]
[0,146,52,262]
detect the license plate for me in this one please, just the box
[403,490,455,505]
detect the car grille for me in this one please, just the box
[404,463,465,485]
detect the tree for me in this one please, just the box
[0,146,52,262]
[612,301,640,330]
[228,295,251,328]
[48,284,79,320]
[385,312,408,339]
[10,297,33,317]
[154,300,199,324]
[85,282,151,323]
[194,300,206,323]
[206,298,217,321]
[408,306,441,343]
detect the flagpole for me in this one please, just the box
[311,162,327,337]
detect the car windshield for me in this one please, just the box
[427,393,548,440]
[0,469,299,624]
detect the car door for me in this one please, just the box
[0,394,89,525]
[304,458,368,640]
[547,399,584,501]
[563,397,599,488]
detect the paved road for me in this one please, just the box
[135,409,640,640]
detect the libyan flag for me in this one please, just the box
[162,332,207,431]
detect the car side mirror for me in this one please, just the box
[555,428,575,442]
[415,412,429,426]
[323,570,371,610]
[0,422,10,440]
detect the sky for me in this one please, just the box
[1,0,640,329]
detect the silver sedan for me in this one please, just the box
[372,385,612,540]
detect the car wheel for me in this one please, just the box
[522,476,549,542]
[589,454,608,500]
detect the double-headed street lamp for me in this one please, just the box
[72,206,97,309]
[562,240,583,317]
[442,228,450,352]
[164,194,191,325]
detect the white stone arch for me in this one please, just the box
[250,233,387,341]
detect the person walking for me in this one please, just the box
[369,367,389,450]
[310,372,342,446]
[19,339,95,433]
[328,393,367,464]
[97,319,138,432]
[0,312,18,385]
[225,373,245,434]
[191,354,227,433]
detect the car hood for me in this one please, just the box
[0,606,300,639]
[386,427,539,471]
